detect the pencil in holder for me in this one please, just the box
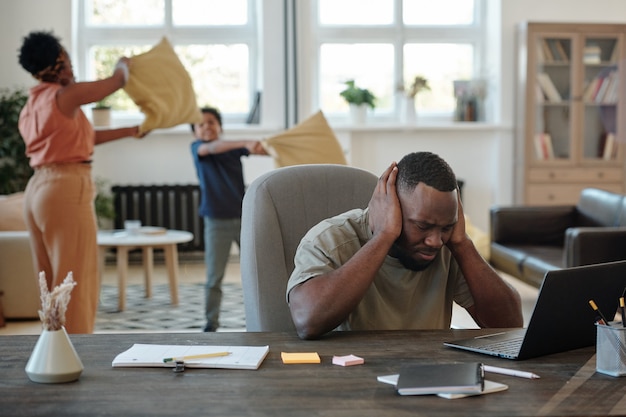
[596,322,626,377]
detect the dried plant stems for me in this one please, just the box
[38,271,76,331]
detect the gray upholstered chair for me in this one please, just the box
[240,164,378,332]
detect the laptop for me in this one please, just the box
[444,260,626,360]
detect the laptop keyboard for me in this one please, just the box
[480,337,523,356]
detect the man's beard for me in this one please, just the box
[389,243,432,271]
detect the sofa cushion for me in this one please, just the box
[489,243,526,278]
[0,231,39,318]
[0,192,27,231]
[576,187,624,226]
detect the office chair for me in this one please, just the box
[240,164,378,332]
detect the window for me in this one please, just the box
[307,0,485,121]
[74,0,258,124]
[74,0,487,127]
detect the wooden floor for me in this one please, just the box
[0,261,538,335]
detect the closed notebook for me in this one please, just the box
[396,362,484,396]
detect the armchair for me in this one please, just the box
[240,164,377,332]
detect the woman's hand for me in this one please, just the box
[132,126,149,139]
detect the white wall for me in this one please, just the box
[3,0,626,231]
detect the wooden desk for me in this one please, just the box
[97,229,193,311]
[2,330,626,416]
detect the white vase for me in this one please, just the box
[402,97,417,124]
[349,104,368,125]
[25,326,84,384]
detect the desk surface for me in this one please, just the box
[2,330,626,417]
[97,229,193,246]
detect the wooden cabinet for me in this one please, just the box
[516,22,626,205]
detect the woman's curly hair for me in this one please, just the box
[18,31,63,77]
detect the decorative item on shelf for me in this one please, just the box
[453,79,486,122]
[92,98,112,127]
[25,272,84,384]
[398,75,430,124]
[339,80,376,125]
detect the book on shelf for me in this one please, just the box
[395,362,484,396]
[554,40,569,62]
[545,39,568,62]
[541,39,554,62]
[583,77,601,102]
[537,73,562,102]
[534,133,554,160]
[585,70,619,104]
[602,132,618,160]
[583,45,602,64]
[610,44,620,63]
[595,70,618,104]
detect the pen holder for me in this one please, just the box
[596,322,626,377]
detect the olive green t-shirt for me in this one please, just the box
[286,208,474,330]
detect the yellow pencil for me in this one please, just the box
[163,351,231,363]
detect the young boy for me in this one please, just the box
[190,107,267,332]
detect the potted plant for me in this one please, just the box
[0,88,32,194]
[339,80,376,124]
[94,177,115,229]
[92,97,112,127]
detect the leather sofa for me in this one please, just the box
[489,188,626,288]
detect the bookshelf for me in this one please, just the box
[516,22,626,205]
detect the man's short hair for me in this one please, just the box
[396,151,457,193]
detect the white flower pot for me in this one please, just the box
[349,104,368,125]
[25,327,84,384]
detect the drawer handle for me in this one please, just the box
[598,172,604,178]
[548,172,555,179]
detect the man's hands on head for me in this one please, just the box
[368,162,402,244]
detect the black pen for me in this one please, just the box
[589,299,609,325]
[620,297,626,328]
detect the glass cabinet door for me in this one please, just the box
[581,35,620,161]
[533,35,572,162]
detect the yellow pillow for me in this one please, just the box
[124,37,202,134]
[262,111,347,167]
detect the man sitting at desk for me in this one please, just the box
[286,151,523,340]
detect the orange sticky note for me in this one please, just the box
[281,352,321,364]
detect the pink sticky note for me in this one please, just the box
[332,354,364,367]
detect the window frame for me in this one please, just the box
[297,0,487,123]
[72,0,266,126]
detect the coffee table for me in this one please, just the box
[97,229,193,311]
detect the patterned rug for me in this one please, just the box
[96,282,246,332]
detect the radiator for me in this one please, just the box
[111,185,204,252]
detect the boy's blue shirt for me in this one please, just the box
[191,139,250,219]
